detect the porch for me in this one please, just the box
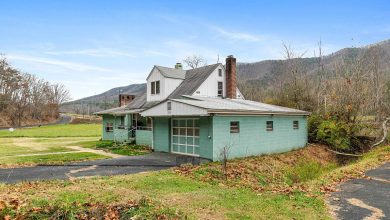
[102,113,153,146]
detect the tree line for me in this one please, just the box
[0,56,70,127]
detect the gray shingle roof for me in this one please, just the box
[155,66,186,79]
[168,63,220,99]
[171,96,309,115]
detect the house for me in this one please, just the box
[95,55,309,161]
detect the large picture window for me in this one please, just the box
[171,119,200,156]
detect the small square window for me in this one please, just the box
[218,69,222,77]
[293,120,299,129]
[266,121,273,131]
[230,121,239,133]
[106,122,113,132]
[167,101,172,111]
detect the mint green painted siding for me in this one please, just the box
[136,130,153,146]
[153,117,170,152]
[199,117,213,160]
[212,115,308,161]
[102,114,132,142]
[102,115,115,141]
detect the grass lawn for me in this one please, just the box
[72,140,152,156]
[0,145,388,219]
[0,124,101,137]
[0,137,107,167]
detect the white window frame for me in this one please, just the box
[171,118,200,157]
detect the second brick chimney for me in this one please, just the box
[225,55,237,99]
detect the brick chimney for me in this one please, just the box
[225,55,237,99]
[119,94,135,107]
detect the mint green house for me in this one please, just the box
[96,56,309,161]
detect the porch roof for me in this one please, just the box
[94,106,143,116]
[141,95,310,117]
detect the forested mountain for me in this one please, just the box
[61,39,390,113]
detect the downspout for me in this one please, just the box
[149,117,154,150]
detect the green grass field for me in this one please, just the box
[0,124,101,137]
[0,137,106,167]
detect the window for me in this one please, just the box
[218,69,222,77]
[167,101,172,111]
[156,80,160,94]
[106,122,113,132]
[230,121,239,133]
[266,121,273,131]
[151,81,155,94]
[293,120,299,129]
[118,116,125,129]
[151,81,160,95]
[218,81,223,97]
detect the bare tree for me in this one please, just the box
[183,55,207,69]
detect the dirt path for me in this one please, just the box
[66,146,124,158]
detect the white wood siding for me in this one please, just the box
[192,64,226,98]
[147,68,183,102]
[141,100,208,117]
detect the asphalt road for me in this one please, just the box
[0,152,198,183]
[0,114,72,130]
[329,163,390,220]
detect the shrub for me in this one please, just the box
[316,120,351,151]
[308,114,323,143]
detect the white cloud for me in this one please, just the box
[7,54,111,72]
[45,48,136,58]
[209,25,265,42]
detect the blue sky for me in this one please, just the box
[1,0,389,100]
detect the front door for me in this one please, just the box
[171,118,200,156]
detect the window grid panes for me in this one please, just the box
[171,119,200,156]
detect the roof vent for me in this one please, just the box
[175,63,183,69]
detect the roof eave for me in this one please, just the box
[207,109,310,116]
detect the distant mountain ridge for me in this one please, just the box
[61,39,390,113]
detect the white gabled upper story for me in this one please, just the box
[146,66,185,102]
[146,57,244,103]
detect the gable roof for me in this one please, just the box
[168,63,221,99]
[146,65,186,80]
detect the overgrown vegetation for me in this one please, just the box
[239,43,390,153]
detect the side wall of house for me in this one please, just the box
[212,115,308,161]
[102,115,115,141]
[152,117,170,152]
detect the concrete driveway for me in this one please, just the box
[329,163,390,220]
[0,152,196,184]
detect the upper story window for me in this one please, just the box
[167,101,172,111]
[293,120,299,129]
[266,121,273,131]
[218,69,222,77]
[230,121,240,133]
[151,80,160,95]
[218,81,223,97]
